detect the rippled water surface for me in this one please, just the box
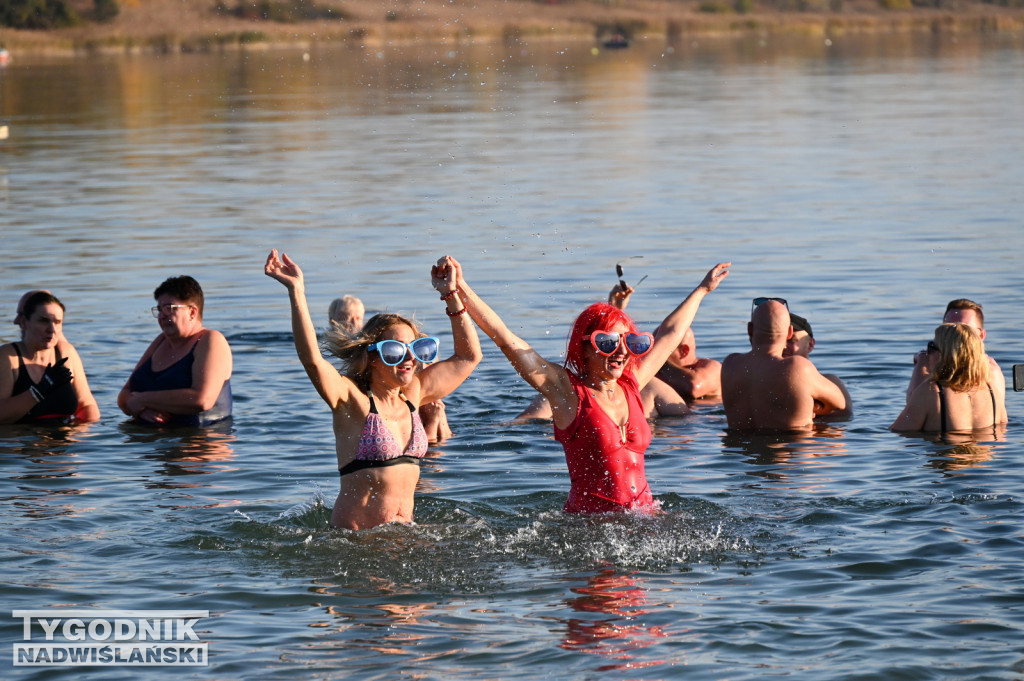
[2,32,1023,679]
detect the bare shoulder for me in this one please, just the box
[57,338,82,359]
[721,352,745,368]
[201,329,229,345]
[695,357,722,371]
[907,377,939,404]
[197,329,232,355]
[787,354,819,374]
[988,355,1005,388]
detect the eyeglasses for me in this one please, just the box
[926,341,940,354]
[367,337,440,366]
[151,304,190,318]
[752,297,788,313]
[583,330,654,357]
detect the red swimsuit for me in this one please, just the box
[554,371,655,514]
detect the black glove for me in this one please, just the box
[37,356,73,397]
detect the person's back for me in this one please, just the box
[722,299,845,432]
[721,352,824,431]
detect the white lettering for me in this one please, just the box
[114,619,137,640]
[87,619,112,641]
[138,618,159,641]
[63,619,86,641]
[38,618,60,640]
[176,618,199,641]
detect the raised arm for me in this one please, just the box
[634,263,731,388]
[608,283,634,310]
[415,256,483,404]
[264,249,354,409]
[446,256,573,405]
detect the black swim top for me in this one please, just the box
[10,343,78,424]
[128,334,232,427]
[937,382,997,435]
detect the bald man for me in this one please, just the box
[721,298,846,431]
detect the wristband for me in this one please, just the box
[29,386,44,403]
[445,307,467,318]
[440,289,459,301]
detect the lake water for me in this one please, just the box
[1,30,1023,679]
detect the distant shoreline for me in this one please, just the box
[2,0,1024,56]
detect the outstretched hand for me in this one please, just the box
[264,249,304,290]
[699,262,731,293]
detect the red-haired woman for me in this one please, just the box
[447,256,730,514]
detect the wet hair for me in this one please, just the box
[563,302,641,379]
[944,298,984,328]
[930,323,988,393]
[20,291,65,323]
[154,276,204,318]
[324,312,422,393]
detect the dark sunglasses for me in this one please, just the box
[752,297,788,313]
[583,330,654,357]
[367,337,440,366]
[926,341,940,354]
[615,262,648,292]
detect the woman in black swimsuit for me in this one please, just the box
[892,322,1006,434]
[118,276,233,426]
[0,290,100,424]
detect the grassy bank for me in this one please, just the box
[2,0,1024,55]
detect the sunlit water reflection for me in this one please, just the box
[1,31,1023,679]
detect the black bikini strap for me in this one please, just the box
[938,384,949,435]
[367,393,415,414]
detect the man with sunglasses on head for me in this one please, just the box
[905,298,1005,407]
[721,298,847,432]
[782,312,852,417]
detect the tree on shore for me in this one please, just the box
[1,0,119,29]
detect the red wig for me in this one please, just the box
[563,302,641,378]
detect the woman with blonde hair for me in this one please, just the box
[892,323,1007,433]
[264,250,481,530]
